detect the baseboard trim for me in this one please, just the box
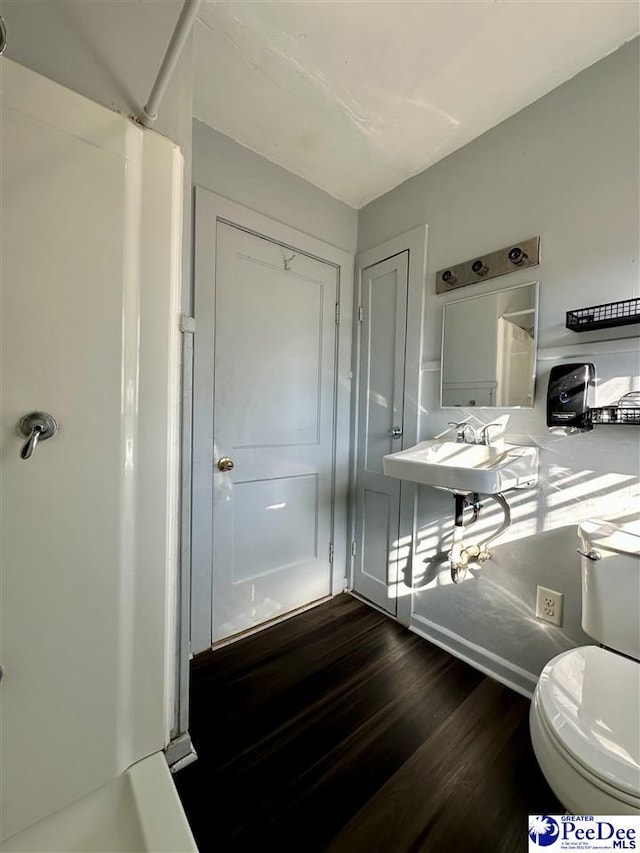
[206,595,334,652]
[410,614,538,699]
[348,589,397,620]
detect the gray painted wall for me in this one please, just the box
[193,119,357,254]
[358,38,640,694]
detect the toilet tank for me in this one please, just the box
[578,519,640,660]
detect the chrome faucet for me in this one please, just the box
[479,423,501,445]
[448,421,478,444]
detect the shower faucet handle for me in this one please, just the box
[18,412,58,460]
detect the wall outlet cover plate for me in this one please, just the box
[536,585,563,627]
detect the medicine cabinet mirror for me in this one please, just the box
[441,281,538,408]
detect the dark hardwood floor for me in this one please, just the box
[175,595,562,852]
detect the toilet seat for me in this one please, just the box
[534,646,640,805]
[533,694,640,810]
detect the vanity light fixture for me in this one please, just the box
[435,236,540,293]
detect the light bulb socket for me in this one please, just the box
[508,247,528,265]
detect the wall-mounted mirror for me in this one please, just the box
[441,281,538,408]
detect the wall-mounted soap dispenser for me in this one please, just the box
[547,363,595,431]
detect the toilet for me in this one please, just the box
[529,518,640,815]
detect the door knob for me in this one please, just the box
[388,426,403,439]
[18,412,58,460]
[217,457,234,472]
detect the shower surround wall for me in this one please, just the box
[358,38,640,695]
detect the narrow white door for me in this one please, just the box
[211,223,337,641]
[353,253,409,615]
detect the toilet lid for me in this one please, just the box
[537,646,640,797]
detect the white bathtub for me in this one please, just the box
[0,753,197,853]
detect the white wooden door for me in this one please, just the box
[210,222,338,641]
[353,253,409,615]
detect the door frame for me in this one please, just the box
[349,226,428,626]
[191,188,354,654]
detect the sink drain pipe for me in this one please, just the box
[450,493,474,584]
[449,492,511,584]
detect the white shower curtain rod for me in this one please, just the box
[142,0,203,124]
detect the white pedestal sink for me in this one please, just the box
[383,439,538,495]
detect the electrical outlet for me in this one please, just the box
[536,586,564,627]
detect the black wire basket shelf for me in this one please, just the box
[566,297,640,332]
[590,391,640,425]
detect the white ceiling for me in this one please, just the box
[194,0,639,209]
